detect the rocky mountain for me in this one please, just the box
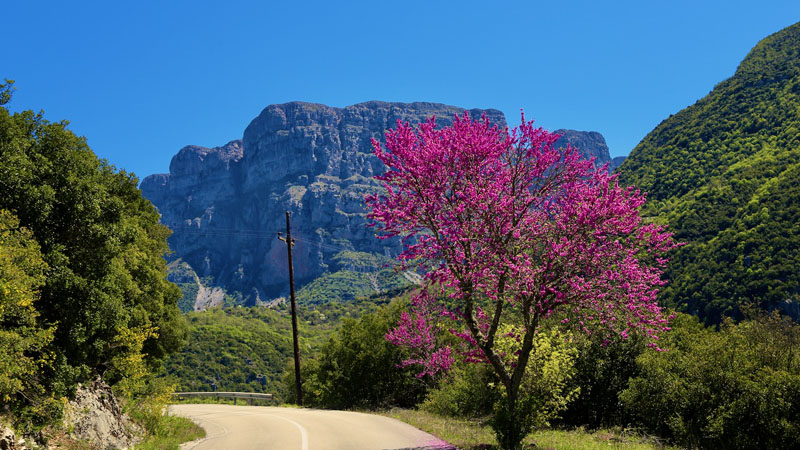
[554,129,625,171]
[617,21,800,323]
[141,101,616,307]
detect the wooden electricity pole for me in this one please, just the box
[278,211,303,406]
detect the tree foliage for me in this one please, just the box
[0,209,53,402]
[621,312,800,449]
[367,114,675,449]
[556,332,647,428]
[0,81,185,404]
[297,301,428,409]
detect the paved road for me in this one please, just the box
[170,404,454,450]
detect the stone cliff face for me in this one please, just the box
[554,129,624,171]
[141,101,616,305]
[141,101,506,303]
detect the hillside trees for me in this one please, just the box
[298,300,428,409]
[367,114,676,450]
[0,80,185,407]
[616,22,800,323]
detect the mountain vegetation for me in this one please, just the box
[295,251,414,304]
[161,289,403,398]
[617,22,800,324]
[0,80,185,437]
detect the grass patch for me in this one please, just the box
[134,414,205,450]
[382,409,675,450]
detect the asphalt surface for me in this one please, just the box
[170,404,454,450]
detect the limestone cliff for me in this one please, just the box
[142,101,615,306]
[141,102,505,304]
[554,128,624,171]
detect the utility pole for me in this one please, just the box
[278,211,303,406]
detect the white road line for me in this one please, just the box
[265,414,309,450]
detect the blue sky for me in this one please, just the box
[4,0,800,179]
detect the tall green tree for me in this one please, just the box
[298,301,428,409]
[0,79,185,395]
[0,209,53,401]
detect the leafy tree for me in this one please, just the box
[297,301,427,409]
[367,114,676,449]
[556,332,647,428]
[0,81,185,399]
[0,209,54,402]
[621,312,800,449]
[493,327,580,430]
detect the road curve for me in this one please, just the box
[170,404,454,450]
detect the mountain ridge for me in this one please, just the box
[142,101,617,307]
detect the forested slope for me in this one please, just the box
[161,290,403,398]
[617,22,800,323]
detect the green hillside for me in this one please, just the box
[163,308,293,395]
[161,290,403,399]
[617,22,800,323]
[166,251,413,310]
[296,251,414,304]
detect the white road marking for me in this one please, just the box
[265,414,309,450]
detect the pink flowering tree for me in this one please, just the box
[366,113,676,449]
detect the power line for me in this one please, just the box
[166,225,361,252]
[165,224,400,259]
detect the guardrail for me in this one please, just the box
[173,391,274,405]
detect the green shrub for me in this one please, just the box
[558,332,647,428]
[621,312,800,449]
[494,326,580,429]
[422,362,499,418]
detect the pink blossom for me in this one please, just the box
[367,112,677,384]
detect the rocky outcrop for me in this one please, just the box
[63,378,142,450]
[141,101,505,303]
[0,424,29,450]
[142,101,614,305]
[553,129,621,170]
